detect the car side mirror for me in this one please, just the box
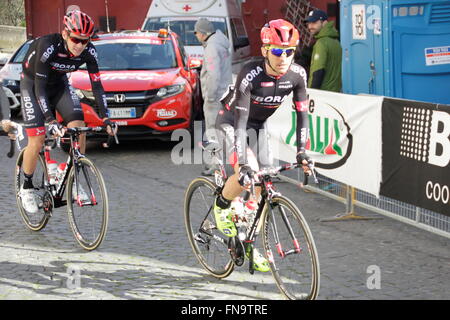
[233,36,250,50]
[188,57,202,70]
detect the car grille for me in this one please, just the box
[82,89,161,118]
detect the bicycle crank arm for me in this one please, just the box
[198,228,228,246]
[194,233,208,245]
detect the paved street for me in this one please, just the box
[0,133,448,300]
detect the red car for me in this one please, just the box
[67,29,202,141]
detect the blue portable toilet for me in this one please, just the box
[341,0,450,104]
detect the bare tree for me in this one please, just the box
[0,0,25,26]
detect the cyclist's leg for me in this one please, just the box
[53,81,85,152]
[222,125,263,199]
[216,122,241,201]
[222,148,259,200]
[20,76,46,182]
[212,123,239,236]
[19,76,46,212]
[257,121,274,168]
[213,123,259,236]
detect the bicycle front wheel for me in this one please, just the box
[262,196,320,300]
[66,157,108,251]
[14,148,51,231]
[184,177,234,278]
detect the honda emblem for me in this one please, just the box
[114,94,126,103]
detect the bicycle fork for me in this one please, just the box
[73,161,97,207]
[268,203,302,261]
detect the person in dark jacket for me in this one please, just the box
[305,10,342,92]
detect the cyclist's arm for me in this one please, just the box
[85,44,109,120]
[233,72,252,165]
[293,66,309,154]
[33,38,57,123]
[32,38,57,122]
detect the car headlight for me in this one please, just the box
[157,84,185,98]
[2,79,18,87]
[75,88,94,100]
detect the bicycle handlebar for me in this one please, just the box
[47,125,119,149]
[248,161,318,186]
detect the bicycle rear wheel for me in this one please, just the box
[66,157,108,251]
[14,148,51,231]
[262,196,320,300]
[184,177,234,278]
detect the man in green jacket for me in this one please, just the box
[305,10,342,92]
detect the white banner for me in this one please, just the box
[267,89,383,196]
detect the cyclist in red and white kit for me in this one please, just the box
[19,10,117,213]
[213,19,312,272]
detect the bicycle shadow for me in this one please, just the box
[0,258,282,300]
[0,138,288,300]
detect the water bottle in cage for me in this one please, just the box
[243,199,257,227]
[47,160,58,185]
[56,162,67,183]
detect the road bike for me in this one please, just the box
[184,143,320,300]
[14,126,116,250]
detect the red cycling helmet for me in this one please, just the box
[63,10,94,37]
[260,19,299,47]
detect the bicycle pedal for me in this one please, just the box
[228,237,245,266]
[194,233,207,245]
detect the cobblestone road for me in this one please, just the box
[0,135,448,300]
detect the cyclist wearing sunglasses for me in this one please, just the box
[18,10,117,213]
[213,19,311,272]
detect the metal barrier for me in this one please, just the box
[279,170,450,239]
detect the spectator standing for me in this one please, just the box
[305,10,342,92]
[194,18,233,176]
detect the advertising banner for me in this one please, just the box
[380,98,450,216]
[268,89,383,196]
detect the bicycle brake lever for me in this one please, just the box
[102,135,114,148]
[7,138,15,158]
[310,167,318,184]
[303,162,318,186]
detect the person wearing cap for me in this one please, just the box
[305,9,342,92]
[194,18,233,176]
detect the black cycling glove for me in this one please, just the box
[103,118,118,132]
[296,151,311,166]
[238,164,254,187]
[48,121,64,136]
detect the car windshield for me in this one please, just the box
[11,41,33,63]
[143,17,228,46]
[81,40,178,71]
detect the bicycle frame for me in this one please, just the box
[42,128,101,208]
[199,142,316,272]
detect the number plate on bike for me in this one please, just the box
[109,107,136,119]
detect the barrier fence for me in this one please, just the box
[269,89,450,239]
[279,170,450,239]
